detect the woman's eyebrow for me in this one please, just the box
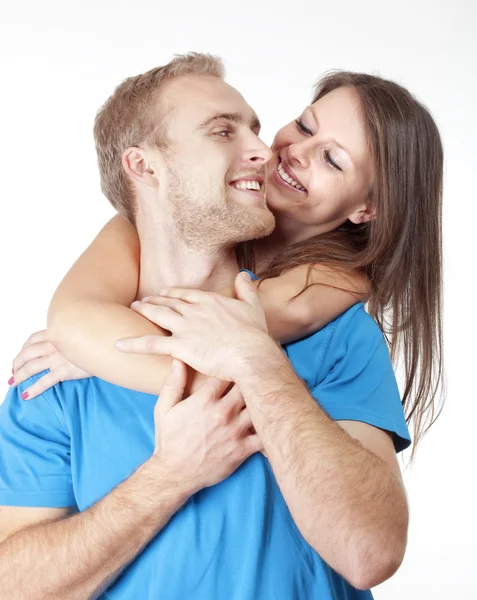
[307,107,355,167]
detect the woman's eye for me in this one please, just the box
[324,149,342,172]
[295,119,313,136]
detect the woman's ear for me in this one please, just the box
[348,202,376,225]
[122,147,158,188]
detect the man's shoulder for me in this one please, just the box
[10,372,149,412]
[290,302,382,352]
[331,302,384,342]
[318,303,389,369]
[284,303,387,389]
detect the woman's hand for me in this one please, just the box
[10,330,92,400]
[115,272,278,382]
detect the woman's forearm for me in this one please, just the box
[0,458,189,600]
[47,300,205,395]
[45,214,208,395]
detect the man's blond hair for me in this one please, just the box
[93,53,225,224]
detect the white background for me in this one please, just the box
[1,1,476,596]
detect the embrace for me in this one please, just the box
[0,52,443,599]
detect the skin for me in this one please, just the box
[253,85,375,267]
[11,87,372,398]
[0,74,273,598]
[1,75,407,593]
[115,274,408,589]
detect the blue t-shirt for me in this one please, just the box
[0,303,410,599]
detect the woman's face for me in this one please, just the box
[266,86,375,239]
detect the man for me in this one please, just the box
[0,53,409,598]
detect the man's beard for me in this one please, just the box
[166,163,275,254]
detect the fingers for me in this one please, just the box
[115,335,173,355]
[242,433,263,458]
[130,302,183,332]
[20,370,63,400]
[199,377,232,400]
[22,329,49,349]
[158,359,188,414]
[157,288,212,304]
[13,356,55,386]
[222,384,245,414]
[136,296,188,315]
[235,271,263,313]
[13,341,55,374]
[237,407,254,434]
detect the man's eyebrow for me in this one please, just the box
[198,112,261,131]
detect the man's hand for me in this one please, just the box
[154,359,262,495]
[115,272,278,381]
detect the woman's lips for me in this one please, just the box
[271,159,307,194]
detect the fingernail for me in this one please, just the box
[142,296,151,302]
[115,340,125,348]
[159,289,168,296]
[21,391,29,400]
[241,271,251,282]
[8,376,14,385]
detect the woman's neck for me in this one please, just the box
[253,213,346,274]
[252,217,307,274]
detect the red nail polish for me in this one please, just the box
[21,391,29,400]
[8,377,14,385]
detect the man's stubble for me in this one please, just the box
[166,162,275,254]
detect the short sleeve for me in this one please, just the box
[0,377,76,507]
[312,311,412,453]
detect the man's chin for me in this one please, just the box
[236,209,276,243]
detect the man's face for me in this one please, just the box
[153,75,275,252]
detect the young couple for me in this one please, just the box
[0,53,443,599]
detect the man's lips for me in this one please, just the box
[229,174,265,193]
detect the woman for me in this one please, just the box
[11,71,444,453]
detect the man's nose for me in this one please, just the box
[243,138,273,165]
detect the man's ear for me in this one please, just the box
[122,147,158,188]
[348,202,376,225]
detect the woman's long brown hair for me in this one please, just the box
[239,72,444,456]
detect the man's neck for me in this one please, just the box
[136,225,240,301]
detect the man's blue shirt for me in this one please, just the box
[0,303,410,599]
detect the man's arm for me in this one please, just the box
[114,274,409,590]
[0,507,75,545]
[0,362,261,600]
[0,458,188,600]
[232,348,408,590]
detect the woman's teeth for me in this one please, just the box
[278,163,306,191]
[232,180,261,191]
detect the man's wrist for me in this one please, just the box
[142,455,193,507]
[231,331,287,384]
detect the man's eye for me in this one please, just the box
[214,129,232,138]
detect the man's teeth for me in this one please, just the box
[278,163,306,191]
[233,180,261,191]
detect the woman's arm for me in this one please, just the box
[257,264,370,344]
[46,214,201,396]
[14,220,368,398]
